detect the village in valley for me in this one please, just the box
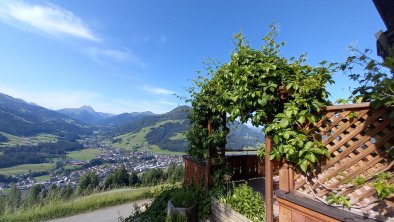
[0,138,182,193]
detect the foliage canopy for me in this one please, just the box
[187,25,335,172]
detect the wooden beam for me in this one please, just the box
[322,102,371,111]
[265,136,273,222]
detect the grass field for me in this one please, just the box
[0,186,160,222]
[63,164,82,170]
[66,148,102,160]
[0,163,56,176]
[34,175,51,182]
[169,132,186,140]
[104,120,185,155]
[0,132,58,147]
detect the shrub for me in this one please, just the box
[220,183,265,222]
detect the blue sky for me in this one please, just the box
[0,0,385,114]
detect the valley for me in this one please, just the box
[0,92,264,196]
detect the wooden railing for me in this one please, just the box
[225,155,280,181]
[183,154,281,189]
[183,155,206,186]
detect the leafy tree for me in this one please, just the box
[104,166,130,189]
[60,184,74,199]
[77,171,99,195]
[167,164,184,183]
[8,184,21,210]
[27,184,42,206]
[141,168,166,185]
[340,47,394,114]
[129,171,141,186]
[187,25,334,172]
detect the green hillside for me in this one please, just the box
[104,120,184,155]
[0,132,58,147]
[103,106,264,154]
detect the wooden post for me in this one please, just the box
[205,118,213,198]
[221,113,226,158]
[205,159,210,198]
[279,161,290,192]
[265,136,273,222]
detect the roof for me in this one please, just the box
[373,0,394,30]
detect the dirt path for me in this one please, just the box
[46,199,152,222]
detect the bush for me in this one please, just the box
[220,183,265,222]
[76,172,99,195]
[104,166,130,189]
[170,190,196,208]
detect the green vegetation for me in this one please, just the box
[33,175,50,182]
[219,183,265,222]
[0,141,83,168]
[0,163,55,176]
[105,120,186,155]
[0,187,155,222]
[373,172,394,201]
[186,25,333,172]
[124,184,191,222]
[76,172,99,195]
[0,164,184,222]
[169,132,186,140]
[104,166,135,189]
[326,192,351,209]
[66,148,101,160]
[0,132,58,147]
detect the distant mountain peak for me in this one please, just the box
[80,105,95,112]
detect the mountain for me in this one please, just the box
[0,93,91,139]
[96,111,155,127]
[107,106,264,152]
[57,105,115,125]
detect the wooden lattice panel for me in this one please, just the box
[293,103,394,220]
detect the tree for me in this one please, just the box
[129,171,140,186]
[8,184,21,210]
[167,164,184,183]
[104,166,130,189]
[186,25,334,172]
[61,184,74,199]
[77,171,99,195]
[27,184,42,206]
[141,168,165,185]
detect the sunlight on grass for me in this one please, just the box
[0,163,55,176]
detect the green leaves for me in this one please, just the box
[326,192,351,209]
[219,183,265,222]
[187,24,333,173]
[373,172,394,201]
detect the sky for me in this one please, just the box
[0,0,386,114]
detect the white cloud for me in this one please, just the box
[87,48,134,62]
[142,85,175,95]
[87,47,147,69]
[0,0,100,42]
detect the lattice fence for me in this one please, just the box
[293,103,394,220]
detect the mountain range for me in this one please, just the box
[57,105,115,125]
[0,93,90,140]
[0,93,264,151]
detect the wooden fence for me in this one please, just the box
[225,155,280,181]
[183,155,206,186]
[278,103,394,221]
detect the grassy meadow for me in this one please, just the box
[0,132,58,147]
[66,148,102,160]
[0,163,56,176]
